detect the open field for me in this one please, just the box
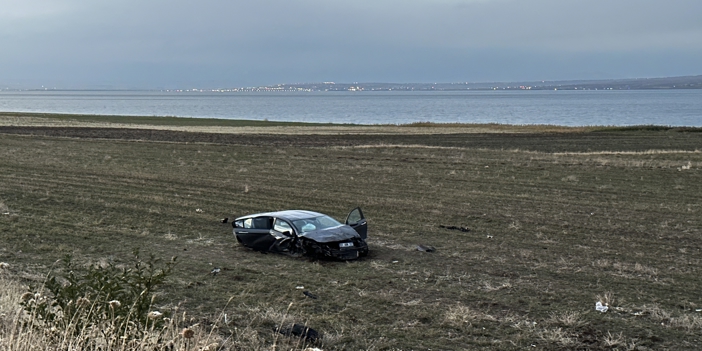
[0,111,608,134]
[1,114,701,350]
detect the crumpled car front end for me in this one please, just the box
[301,236,369,260]
[297,225,368,260]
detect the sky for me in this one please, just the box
[1,0,701,89]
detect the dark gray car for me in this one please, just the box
[232,208,368,260]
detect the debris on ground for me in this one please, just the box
[0,262,9,269]
[275,323,320,342]
[210,267,220,276]
[196,208,203,213]
[596,301,609,313]
[416,244,436,252]
[439,225,470,232]
[303,291,318,299]
[678,161,692,171]
[220,217,228,223]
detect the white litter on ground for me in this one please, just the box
[596,301,609,313]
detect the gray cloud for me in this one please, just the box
[1,0,701,88]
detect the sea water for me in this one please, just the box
[0,89,700,126]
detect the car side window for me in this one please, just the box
[243,218,253,228]
[346,208,363,225]
[273,219,292,233]
[252,217,272,229]
[234,220,244,228]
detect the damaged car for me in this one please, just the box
[232,208,368,260]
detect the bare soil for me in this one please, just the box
[1,125,701,152]
[1,122,701,350]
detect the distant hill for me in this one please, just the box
[4,75,701,92]
[528,75,702,91]
[261,75,702,92]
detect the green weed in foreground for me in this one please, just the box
[21,250,175,340]
[1,265,318,351]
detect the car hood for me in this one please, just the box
[299,225,359,243]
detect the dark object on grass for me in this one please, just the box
[416,244,436,252]
[231,208,368,260]
[220,217,229,224]
[439,225,470,232]
[210,267,220,276]
[303,291,318,299]
[275,323,320,342]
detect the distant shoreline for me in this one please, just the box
[3,75,701,92]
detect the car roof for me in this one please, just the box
[235,210,327,221]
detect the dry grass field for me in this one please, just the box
[1,114,701,350]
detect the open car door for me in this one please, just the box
[233,216,276,251]
[345,207,367,240]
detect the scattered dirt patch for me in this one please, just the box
[2,126,702,152]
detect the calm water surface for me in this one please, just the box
[0,90,700,126]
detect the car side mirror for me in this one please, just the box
[283,230,293,237]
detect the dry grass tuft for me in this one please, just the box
[561,175,578,182]
[670,314,702,333]
[0,272,323,351]
[602,331,626,348]
[443,304,496,327]
[546,311,587,328]
[597,291,616,307]
[1,272,230,351]
[538,327,578,347]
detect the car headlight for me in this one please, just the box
[339,242,354,248]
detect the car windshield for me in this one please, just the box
[292,215,342,233]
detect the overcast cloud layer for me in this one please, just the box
[1,0,701,88]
